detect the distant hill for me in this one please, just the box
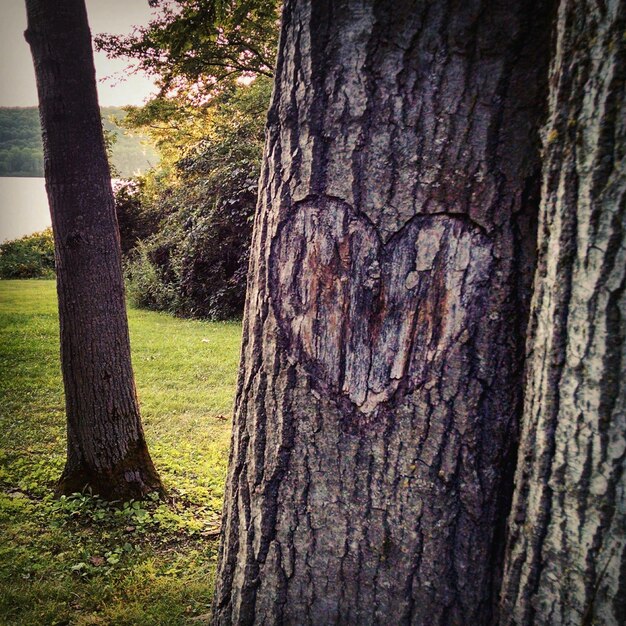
[0,106,159,178]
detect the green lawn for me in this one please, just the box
[0,280,241,625]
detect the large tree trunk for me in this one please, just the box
[213,1,553,624]
[500,1,626,624]
[25,0,163,500]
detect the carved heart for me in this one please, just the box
[270,197,493,417]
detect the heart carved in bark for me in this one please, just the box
[270,197,493,418]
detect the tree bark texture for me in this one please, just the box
[25,0,162,500]
[213,1,553,624]
[500,1,626,624]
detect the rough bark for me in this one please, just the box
[213,1,553,624]
[500,1,626,624]
[25,0,163,500]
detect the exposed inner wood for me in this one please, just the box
[271,196,493,424]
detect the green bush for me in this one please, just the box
[114,178,164,255]
[124,240,181,313]
[117,77,270,320]
[0,229,55,278]
[123,176,256,320]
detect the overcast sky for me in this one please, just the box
[0,0,159,107]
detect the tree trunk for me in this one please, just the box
[25,0,163,500]
[500,1,626,624]
[212,1,553,624]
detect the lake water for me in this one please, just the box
[0,177,51,242]
[0,177,124,242]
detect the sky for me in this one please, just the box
[0,0,159,107]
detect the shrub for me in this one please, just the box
[124,240,181,313]
[0,229,55,279]
[117,77,270,320]
[114,178,164,255]
[122,168,256,320]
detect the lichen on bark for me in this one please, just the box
[500,1,626,623]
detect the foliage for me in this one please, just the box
[0,280,241,624]
[0,229,55,279]
[99,0,278,320]
[114,178,165,255]
[0,107,158,178]
[125,240,182,313]
[119,76,271,319]
[96,0,279,101]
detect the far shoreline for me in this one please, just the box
[0,173,44,178]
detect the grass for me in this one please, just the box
[0,280,242,625]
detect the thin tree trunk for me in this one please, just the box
[25,0,163,500]
[212,1,553,624]
[500,1,626,624]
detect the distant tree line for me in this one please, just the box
[0,106,158,177]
